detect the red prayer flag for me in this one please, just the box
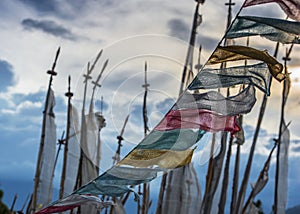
[154,109,240,134]
[35,194,113,214]
[244,0,300,21]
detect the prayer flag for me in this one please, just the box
[208,45,284,81]
[117,149,194,169]
[275,121,290,213]
[226,16,300,44]
[74,182,138,199]
[60,104,80,197]
[136,129,205,150]
[243,143,276,213]
[188,63,270,94]
[36,89,57,210]
[244,0,300,21]
[65,167,158,200]
[179,85,257,115]
[35,194,113,214]
[155,109,241,134]
[107,166,161,181]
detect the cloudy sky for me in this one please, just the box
[1,0,300,213]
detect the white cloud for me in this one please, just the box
[1,100,42,115]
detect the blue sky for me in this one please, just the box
[1,0,300,213]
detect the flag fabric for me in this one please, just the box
[106,165,161,181]
[208,45,284,81]
[226,16,300,44]
[73,166,158,199]
[243,144,276,213]
[188,63,271,94]
[36,88,57,210]
[155,109,241,134]
[244,0,300,21]
[74,181,138,199]
[234,115,245,144]
[178,85,256,116]
[161,164,202,214]
[201,133,227,214]
[60,104,80,197]
[85,100,99,175]
[35,194,113,214]
[78,100,99,214]
[276,121,290,213]
[80,116,98,186]
[110,198,126,214]
[136,129,205,150]
[274,69,291,213]
[117,149,194,169]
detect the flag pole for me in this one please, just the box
[273,44,293,214]
[107,114,129,214]
[157,2,204,214]
[217,136,233,213]
[74,62,92,190]
[178,0,202,96]
[234,41,280,214]
[31,47,60,213]
[141,61,150,214]
[95,96,106,174]
[201,1,235,212]
[10,194,18,212]
[113,114,130,165]
[243,143,277,212]
[59,76,74,199]
[74,50,102,214]
[229,36,249,213]
[90,57,108,173]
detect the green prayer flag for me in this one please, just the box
[136,129,205,150]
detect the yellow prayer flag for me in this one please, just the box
[117,149,194,169]
[208,45,284,82]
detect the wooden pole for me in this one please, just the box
[218,136,233,214]
[10,194,17,212]
[273,44,293,214]
[141,61,150,214]
[59,76,73,199]
[74,50,103,190]
[178,1,201,96]
[234,42,280,214]
[31,47,60,213]
[113,114,129,164]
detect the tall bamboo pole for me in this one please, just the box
[74,51,102,214]
[230,37,249,213]
[157,2,203,214]
[59,76,74,199]
[31,47,60,213]
[91,58,108,173]
[273,44,293,214]
[113,114,130,164]
[178,0,201,96]
[108,114,129,214]
[141,61,150,214]
[218,136,233,214]
[234,42,280,214]
[95,96,106,174]
[201,1,234,212]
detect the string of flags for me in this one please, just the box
[36,0,300,213]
